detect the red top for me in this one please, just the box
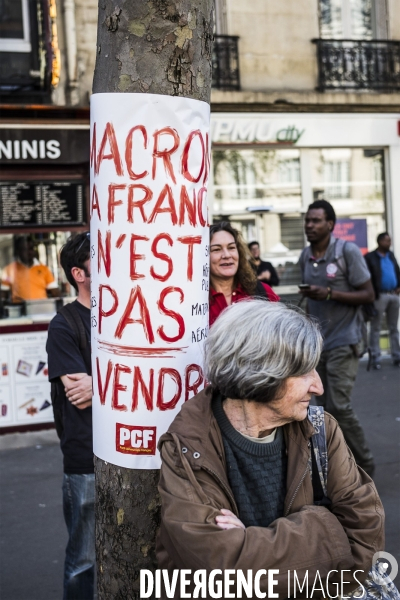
[209,283,280,327]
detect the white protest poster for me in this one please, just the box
[90,93,210,469]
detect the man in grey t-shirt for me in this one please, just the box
[299,200,375,476]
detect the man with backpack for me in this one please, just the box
[46,232,94,600]
[298,200,375,476]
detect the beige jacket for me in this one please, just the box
[157,389,384,598]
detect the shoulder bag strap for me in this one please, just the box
[308,405,331,506]
[255,280,268,299]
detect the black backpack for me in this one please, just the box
[50,303,91,439]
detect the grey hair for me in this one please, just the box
[204,299,323,403]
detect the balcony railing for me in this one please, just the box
[212,35,240,91]
[312,39,400,92]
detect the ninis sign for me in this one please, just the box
[0,128,90,164]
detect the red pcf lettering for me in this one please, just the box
[115,424,157,455]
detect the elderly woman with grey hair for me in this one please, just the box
[157,300,384,599]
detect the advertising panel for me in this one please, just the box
[90,93,210,469]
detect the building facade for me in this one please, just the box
[211,0,400,283]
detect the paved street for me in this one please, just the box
[0,357,399,600]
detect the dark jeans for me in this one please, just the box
[62,474,95,600]
[316,345,375,474]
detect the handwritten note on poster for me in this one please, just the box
[90,93,210,468]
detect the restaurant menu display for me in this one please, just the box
[0,331,53,427]
[0,181,87,228]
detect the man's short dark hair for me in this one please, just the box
[307,200,336,225]
[248,241,259,250]
[377,232,390,244]
[60,232,90,291]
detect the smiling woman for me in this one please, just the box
[209,221,279,326]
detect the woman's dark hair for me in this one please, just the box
[59,232,90,291]
[209,221,257,295]
[307,200,336,226]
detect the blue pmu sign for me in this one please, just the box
[335,218,368,254]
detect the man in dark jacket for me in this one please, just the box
[248,241,280,286]
[365,232,400,369]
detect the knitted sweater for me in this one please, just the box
[213,395,287,527]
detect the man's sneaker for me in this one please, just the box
[393,360,400,367]
[372,363,381,370]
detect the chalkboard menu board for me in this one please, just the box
[0,181,87,229]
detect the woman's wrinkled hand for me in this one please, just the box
[215,509,245,530]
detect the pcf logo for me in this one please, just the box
[116,424,157,455]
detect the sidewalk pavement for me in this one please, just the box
[0,356,399,600]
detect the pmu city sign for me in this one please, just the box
[211,118,304,144]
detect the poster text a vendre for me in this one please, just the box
[89,94,210,469]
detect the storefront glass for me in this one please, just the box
[0,232,75,319]
[211,146,386,285]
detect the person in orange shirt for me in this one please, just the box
[1,236,60,303]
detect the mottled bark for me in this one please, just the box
[92,2,213,599]
[94,458,160,600]
[93,0,214,102]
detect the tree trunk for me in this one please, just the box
[92,2,213,598]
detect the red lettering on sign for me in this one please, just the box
[152,127,180,184]
[181,130,205,183]
[116,234,126,249]
[91,184,101,220]
[130,234,149,280]
[179,186,196,227]
[96,357,113,405]
[132,367,154,412]
[177,236,202,281]
[157,287,185,343]
[112,363,131,411]
[97,122,124,177]
[185,364,204,402]
[90,122,97,174]
[157,368,182,411]
[107,183,126,225]
[197,187,207,227]
[99,284,119,334]
[150,233,173,282]
[125,125,148,180]
[127,184,152,224]
[114,285,155,343]
[148,184,177,225]
[98,229,111,277]
[203,132,210,184]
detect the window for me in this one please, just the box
[213,148,302,213]
[0,0,31,52]
[319,0,373,39]
[310,148,385,248]
[323,158,351,199]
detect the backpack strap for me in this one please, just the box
[58,303,87,351]
[298,246,310,283]
[308,406,331,506]
[333,238,348,277]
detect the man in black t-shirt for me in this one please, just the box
[46,232,94,600]
[248,240,280,287]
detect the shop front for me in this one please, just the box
[209,112,400,287]
[0,106,90,431]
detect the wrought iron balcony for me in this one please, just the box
[312,39,400,92]
[212,35,240,91]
